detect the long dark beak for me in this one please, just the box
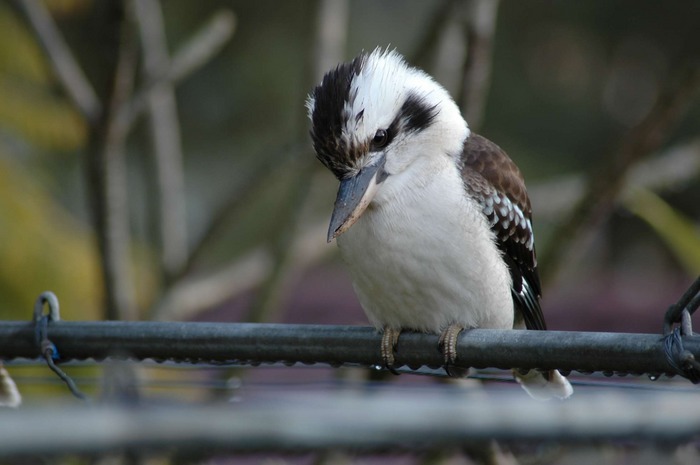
[327,156,386,242]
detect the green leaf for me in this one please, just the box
[624,188,700,275]
[0,155,102,320]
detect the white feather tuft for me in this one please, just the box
[0,365,21,408]
[514,369,574,401]
[305,95,315,121]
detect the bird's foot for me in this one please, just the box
[381,326,401,374]
[438,323,465,377]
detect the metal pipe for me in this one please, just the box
[0,321,697,376]
[0,389,699,456]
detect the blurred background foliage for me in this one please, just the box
[0,0,698,331]
[0,0,96,319]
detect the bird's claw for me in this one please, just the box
[438,324,465,377]
[381,327,401,374]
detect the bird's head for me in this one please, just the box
[306,48,469,242]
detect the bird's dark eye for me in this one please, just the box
[371,129,389,150]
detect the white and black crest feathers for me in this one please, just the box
[306,49,440,180]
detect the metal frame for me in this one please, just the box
[2,320,699,377]
[1,389,700,457]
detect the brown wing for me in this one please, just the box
[460,133,546,331]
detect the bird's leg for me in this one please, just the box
[438,323,464,377]
[380,326,401,374]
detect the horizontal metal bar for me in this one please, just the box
[0,321,697,377]
[1,389,699,456]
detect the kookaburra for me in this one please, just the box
[306,48,572,400]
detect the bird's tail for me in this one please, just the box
[513,368,573,400]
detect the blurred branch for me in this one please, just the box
[168,10,236,83]
[133,0,188,283]
[152,219,331,321]
[245,0,348,323]
[86,4,139,321]
[123,7,233,316]
[530,138,700,219]
[411,0,499,131]
[312,0,349,79]
[153,248,273,321]
[410,0,457,69]
[150,143,330,321]
[168,143,304,290]
[539,63,700,286]
[458,0,500,131]
[18,1,138,320]
[148,142,291,318]
[244,167,320,323]
[13,0,101,123]
[121,10,236,132]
